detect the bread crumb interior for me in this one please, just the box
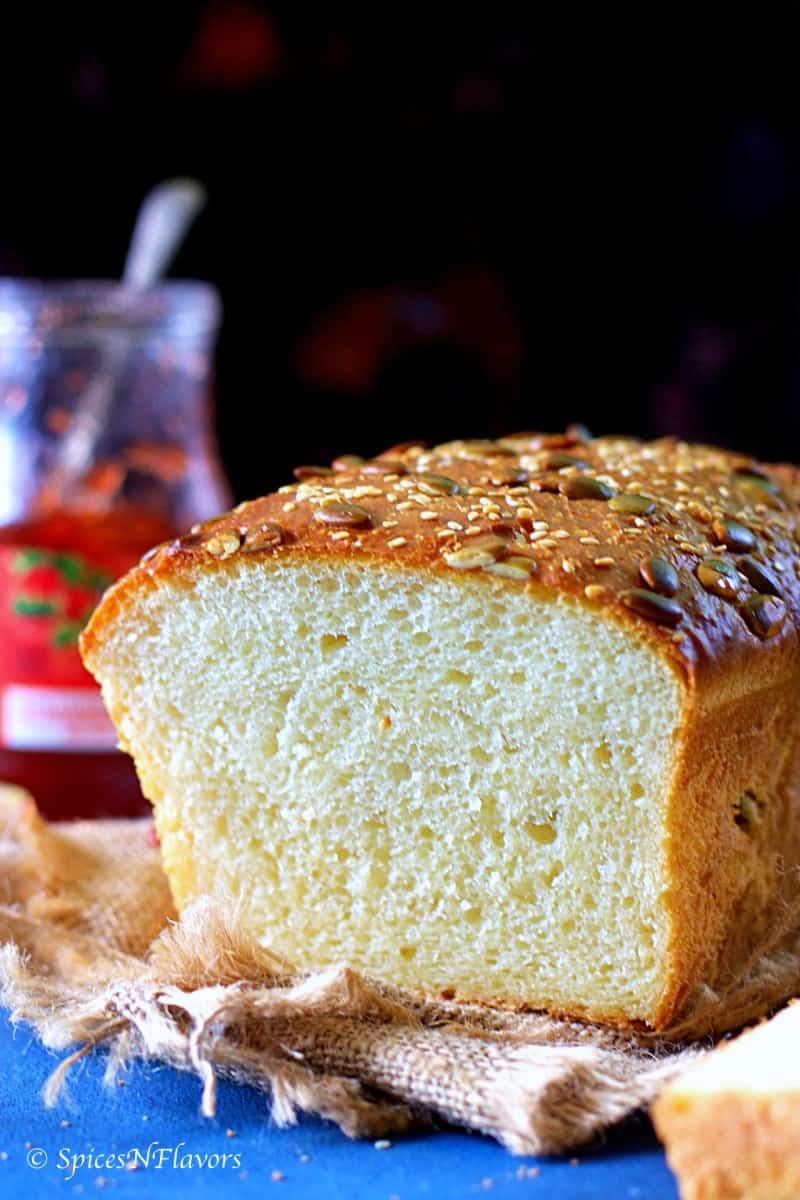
[100,559,683,1020]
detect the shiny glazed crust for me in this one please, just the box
[82,430,800,1029]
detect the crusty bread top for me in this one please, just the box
[82,429,800,698]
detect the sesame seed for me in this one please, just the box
[330,530,351,541]
[447,521,464,530]
[536,538,557,550]
[396,501,415,511]
[419,511,438,520]
[553,529,570,539]
[374,1140,392,1151]
[464,525,482,535]
[530,530,550,542]
[282,501,296,513]
[594,556,615,568]
[387,536,408,548]
[584,584,607,599]
[382,519,399,528]
[345,485,383,499]
[561,558,576,573]
[579,536,600,545]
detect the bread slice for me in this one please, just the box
[81,432,800,1030]
[653,1001,800,1199]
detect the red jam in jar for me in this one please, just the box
[0,508,177,818]
[0,279,229,819]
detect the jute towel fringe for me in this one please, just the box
[1,785,798,1155]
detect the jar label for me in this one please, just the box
[1,683,117,750]
[0,546,118,751]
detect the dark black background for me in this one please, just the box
[3,4,800,499]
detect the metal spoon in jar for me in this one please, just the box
[48,177,207,492]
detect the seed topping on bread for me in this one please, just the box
[140,428,800,651]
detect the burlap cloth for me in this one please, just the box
[2,785,800,1155]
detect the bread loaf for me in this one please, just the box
[653,1001,800,1199]
[81,430,800,1030]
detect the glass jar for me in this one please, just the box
[0,280,229,819]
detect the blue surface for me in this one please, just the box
[0,1014,679,1198]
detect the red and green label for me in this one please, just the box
[0,545,113,690]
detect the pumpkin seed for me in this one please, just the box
[443,536,507,569]
[560,476,615,501]
[609,493,655,516]
[733,463,771,481]
[696,558,740,598]
[742,594,787,639]
[486,469,530,486]
[736,474,783,508]
[485,556,536,580]
[313,502,372,528]
[566,422,593,442]
[293,465,333,481]
[542,452,588,470]
[738,556,782,597]
[241,522,284,552]
[203,530,242,559]
[711,518,756,553]
[415,472,463,495]
[331,454,365,472]
[639,557,679,596]
[362,459,407,476]
[382,441,426,457]
[621,588,683,626]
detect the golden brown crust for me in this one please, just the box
[83,431,800,702]
[80,430,800,1032]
